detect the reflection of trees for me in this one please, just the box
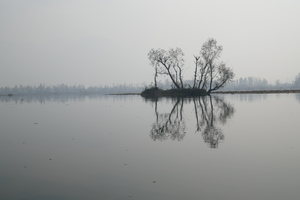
[193,96,234,148]
[148,96,235,148]
[150,98,186,141]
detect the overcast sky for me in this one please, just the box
[1,0,299,87]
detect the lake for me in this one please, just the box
[1,93,300,200]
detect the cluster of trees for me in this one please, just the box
[148,38,235,94]
[0,83,145,95]
[223,77,270,91]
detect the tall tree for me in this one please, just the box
[148,48,185,89]
[192,38,234,93]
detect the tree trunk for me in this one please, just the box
[166,68,181,89]
[208,63,213,93]
[160,63,181,89]
[154,66,158,88]
[193,56,199,88]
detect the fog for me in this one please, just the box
[1,0,300,87]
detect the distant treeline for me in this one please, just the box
[0,83,146,95]
[1,74,300,95]
[222,76,300,91]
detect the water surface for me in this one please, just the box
[1,93,300,200]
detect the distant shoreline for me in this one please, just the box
[211,89,300,94]
[110,89,300,95]
[1,90,300,97]
[106,93,141,95]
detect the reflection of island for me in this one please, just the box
[194,96,235,148]
[150,98,186,141]
[147,96,235,148]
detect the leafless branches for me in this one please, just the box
[148,38,234,93]
[192,38,234,93]
[148,48,185,89]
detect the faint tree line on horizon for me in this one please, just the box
[1,74,300,96]
[222,74,300,91]
[1,74,299,95]
[0,83,146,95]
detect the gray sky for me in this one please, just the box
[1,0,299,87]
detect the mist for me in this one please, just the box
[1,0,300,87]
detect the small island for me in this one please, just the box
[141,87,207,98]
[141,38,234,97]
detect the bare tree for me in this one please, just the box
[207,62,235,93]
[193,38,234,94]
[148,48,185,89]
[147,38,234,93]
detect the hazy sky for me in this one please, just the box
[1,0,300,87]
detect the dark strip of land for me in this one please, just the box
[108,90,300,95]
[2,90,300,96]
[212,90,300,94]
[107,93,141,95]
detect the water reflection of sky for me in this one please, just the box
[1,93,300,200]
[0,93,140,104]
[1,92,300,104]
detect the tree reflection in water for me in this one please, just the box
[146,96,235,148]
[150,98,186,141]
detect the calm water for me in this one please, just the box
[1,93,300,200]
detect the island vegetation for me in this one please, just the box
[141,38,235,97]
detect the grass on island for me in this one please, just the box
[140,87,207,98]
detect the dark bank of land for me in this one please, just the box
[140,88,208,97]
[108,93,140,95]
[110,89,300,97]
[2,89,299,97]
[139,87,300,98]
[108,88,206,97]
[212,90,300,94]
